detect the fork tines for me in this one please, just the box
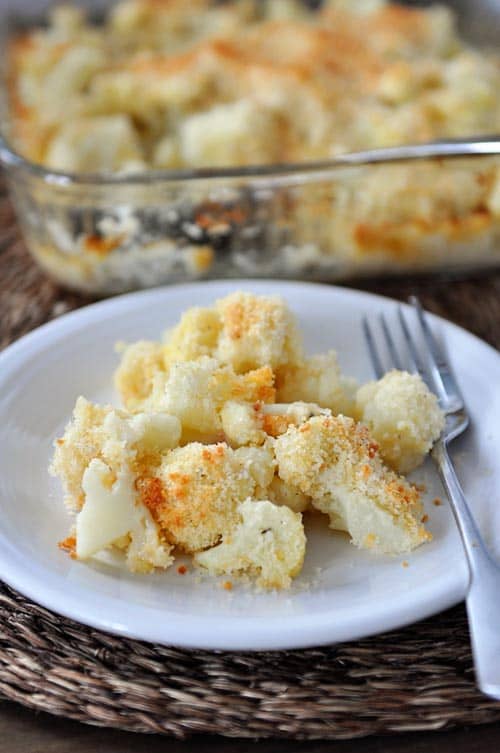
[362,297,464,414]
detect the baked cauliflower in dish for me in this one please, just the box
[9,2,500,292]
[10,1,500,172]
[51,291,443,588]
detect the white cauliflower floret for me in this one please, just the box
[114,340,167,411]
[258,401,330,438]
[45,115,146,173]
[115,293,303,415]
[179,99,283,168]
[161,292,303,374]
[50,396,181,510]
[194,499,306,589]
[141,442,275,552]
[267,476,311,513]
[233,444,276,492]
[215,292,303,373]
[277,351,357,415]
[154,357,275,441]
[163,306,221,363]
[162,357,223,438]
[274,415,430,554]
[221,400,266,446]
[77,459,173,573]
[356,370,444,473]
[221,400,329,447]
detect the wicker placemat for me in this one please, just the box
[1,176,500,739]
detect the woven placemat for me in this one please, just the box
[1,175,500,739]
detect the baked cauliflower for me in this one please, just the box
[274,415,431,554]
[52,291,440,588]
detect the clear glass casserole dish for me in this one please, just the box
[1,0,500,294]
[1,137,500,294]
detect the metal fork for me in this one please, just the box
[363,296,500,700]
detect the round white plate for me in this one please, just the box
[0,280,498,651]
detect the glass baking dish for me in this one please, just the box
[1,1,500,294]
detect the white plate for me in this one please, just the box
[0,280,498,651]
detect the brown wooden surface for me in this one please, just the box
[1,175,500,751]
[1,699,500,752]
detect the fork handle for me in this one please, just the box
[432,439,500,700]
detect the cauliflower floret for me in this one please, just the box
[50,397,110,510]
[77,458,173,573]
[233,443,276,492]
[356,370,444,473]
[114,340,167,411]
[221,400,266,446]
[194,499,306,589]
[150,356,276,441]
[274,415,430,554]
[267,476,311,513]
[45,115,146,173]
[139,442,275,552]
[40,45,107,115]
[161,292,303,374]
[179,99,283,168]
[163,307,221,363]
[262,401,330,433]
[115,293,303,414]
[277,351,357,415]
[162,357,223,438]
[222,400,330,447]
[215,292,303,373]
[50,397,181,510]
[116,351,276,438]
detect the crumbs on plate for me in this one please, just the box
[50,292,444,589]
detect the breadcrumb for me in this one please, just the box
[58,535,77,559]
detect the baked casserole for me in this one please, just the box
[2,0,500,291]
